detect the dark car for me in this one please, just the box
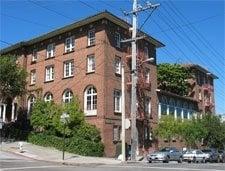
[147,147,183,163]
[218,150,225,163]
[202,148,220,163]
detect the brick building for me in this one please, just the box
[0,11,164,157]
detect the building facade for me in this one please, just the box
[0,11,164,157]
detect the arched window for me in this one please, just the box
[63,90,73,103]
[84,86,97,116]
[27,95,36,114]
[44,92,53,102]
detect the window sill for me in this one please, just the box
[84,110,97,116]
[45,56,55,60]
[86,71,95,75]
[86,44,95,48]
[62,76,74,80]
[63,50,74,55]
[29,83,36,86]
[114,111,122,115]
[44,80,54,83]
[113,140,121,144]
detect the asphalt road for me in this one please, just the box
[1,151,225,171]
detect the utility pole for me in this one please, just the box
[123,0,160,161]
[121,64,126,162]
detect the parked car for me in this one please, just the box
[147,147,183,163]
[183,149,208,163]
[218,150,225,163]
[202,148,220,162]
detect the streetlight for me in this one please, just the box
[60,112,70,160]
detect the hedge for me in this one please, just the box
[28,133,104,157]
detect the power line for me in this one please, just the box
[78,0,100,13]
[139,8,156,30]
[27,0,75,21]
[0,13,55,29]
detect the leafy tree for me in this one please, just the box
[180,118,207,148]
[0,55,27,102]
[157,63,192,96]
[154,116,181,145]
[200,114,225,149]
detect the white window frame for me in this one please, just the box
[87,29,95,46]
[64,60,74,78]
[30,70,36,85]
[114,90,122,113]
[63,90,73,103]
[145,97,151,116]
[145,69,150,83]
[45,66,54,82]
[27,95,36,114]
[115,32,121,48]
[46,43,55,58]
[115,56,121,75]
[87,55,95,73]
[44,93,53,102]
[65,36,75,53]
[144,46,149,59]
[113,125,121,141]
[84,86,97,116]
[32,49,37,62]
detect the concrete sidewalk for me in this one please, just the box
[1,141,122,166]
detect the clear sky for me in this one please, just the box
[0,0,224,114]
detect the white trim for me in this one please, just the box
[45,66,54,81]
[46,43,55,58]
[63,60,74,78]
[87,29,95,46]
[87,55,95,73]
[65,36,75,52]
[84,86,97,116]
[114,90,122,113]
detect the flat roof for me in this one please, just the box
[0,11,164,55]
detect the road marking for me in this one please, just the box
[1,165,63,171]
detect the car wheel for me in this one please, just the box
[188,160,191,163]
[217,157,220,163]
[193,157,196,163]
[178,157,183,163]
[163,156,169,163]
[202,157,206,163]
[148,160,152,163]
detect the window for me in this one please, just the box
[144,46,149,59]
[87,55,95,73]
[114,90,122,113]
[87,29,95,46]
[30,70,36,85]
[64,60,74,78]
[115,56,121,75]
[44,92,53,102]
[45,66,54,82]
[84,86,97,115]
[145,69,150,83]
[63,90,73,103]
[115,32,121,48]
[46,43,55,58]
[145,97,151,115]
[65,36,75,53]
[32,49,37,62]
[28,95,36,114]
[113,125,121,141]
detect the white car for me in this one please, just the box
[183,149,209,163]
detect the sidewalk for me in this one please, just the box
[1,141,122,166]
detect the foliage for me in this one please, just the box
[29,98,104,156]
[180,118,207,148]
[28,132,104,157]
[157,63,192,96]
[200,114,225,149]
[0,55,27,102]
[154,116,181,144]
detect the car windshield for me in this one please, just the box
[159,148,170,152]
[185,150,194,154]
[202,149,211,153]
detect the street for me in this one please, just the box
[1,151,225,171]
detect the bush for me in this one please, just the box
[28,133,104,157]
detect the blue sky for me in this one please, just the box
[0,0,224,114]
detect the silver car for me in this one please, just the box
[183,149,209,163]
[147,147,183,163]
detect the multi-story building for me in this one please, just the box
[0,11,164,157]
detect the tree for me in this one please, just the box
[157,63,192,96]
[200,114,225,149]
[180,118,207,148]
[154,116,181,145]
[0,55,27,102]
